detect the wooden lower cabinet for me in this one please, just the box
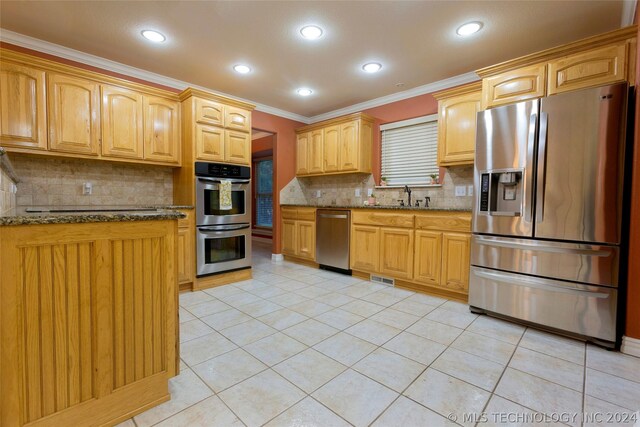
[379,227,414,279]
[414,230,442,287]
[281,219,298,256]
[177,226,194,285]
[0,220,177,427]
[281,216,316,261]
[441,232,471,292]
[350,225,380,272]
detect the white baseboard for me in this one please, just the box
[621,336,640,358]
[271,253,284,262]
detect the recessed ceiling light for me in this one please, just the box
[362,62,382,73]
[141,30,166,43]
[233,64,251,74]
[300,25,323,40]
[456,22,483,37]
[297,88,313,96]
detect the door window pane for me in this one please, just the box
[255,159,273,228]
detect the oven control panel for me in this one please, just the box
[195,162,251,179]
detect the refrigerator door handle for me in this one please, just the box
[474,235,612,256]
[536,112,548,223]
[524,113,537,223]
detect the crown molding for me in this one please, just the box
[0,28,309,123]
[307,72,479,123]
[621,0,637,27]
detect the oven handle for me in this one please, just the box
[197,177,250,184]
[198,224,250,232]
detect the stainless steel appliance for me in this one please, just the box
[195,162,251,276]
[316,209,351,274]
[470,82,629,346]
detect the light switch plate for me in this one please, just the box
[367,188,373,197]
[316,190,321,198]
[355,188,361,197]
[455,185,466,197]
[467,185,473,196]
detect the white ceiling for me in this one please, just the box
[0,1,632,121]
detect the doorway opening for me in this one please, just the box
[251,129,274,242]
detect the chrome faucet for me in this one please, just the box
[425,196,431,208]
[404,185,412,207]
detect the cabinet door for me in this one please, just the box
[548,43,627,95]
[437,90,481,166]
[482,64,546,109]
[297,220,316,260]
[177,227,194,284]
[101,85,143,159]
[339,120,359,171]
[296,132,310,175]
[195,124,224,161]
[195,98,224,126]
[224,130,251,165]
[309,129,324,174]
[224,105,251,132]
[48,73,101,155]
[380,227,414,279]
[143,96,180,164]
[441,232,471,292]
[350,225,380,273]
[414,230,442,286]
[282,219,297,256]
[0,63,47,150]
[323,124,340,172]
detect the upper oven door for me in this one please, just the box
[196,177,251,225]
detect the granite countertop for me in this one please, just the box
[0,205,188,226]
[281,203,471,212]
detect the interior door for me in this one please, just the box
[535,83,626,244]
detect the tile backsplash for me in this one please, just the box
[0,164,17,213]
[11,154,173,207]
[280,166,474,209]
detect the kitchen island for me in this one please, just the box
[0,209,184,427]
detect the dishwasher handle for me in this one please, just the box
[318,214,348,219]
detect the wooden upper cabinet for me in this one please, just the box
[224,130,250,165]
[101,85,144,159]
[0,62,47,150]
[143,96,180,164]
[350,225,380,273]
[195,98,224,126]
[435,84,482,167]
[482,63,547,109]
[47,73,100,155]
[379,227,414,280]
[414,230,442,287]
[323,124,340,172]
[296,132,310,175]
[441,232,471,292]
[195,124,224,161]
[309,129,324,174]
[224,106,251,132]
[339,120,359,171]
[548,43,627,95]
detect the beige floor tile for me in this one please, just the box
[179,307,196,323]
[585,367,640,411]
[432,347,505,391]
[265,396,351,427]
[353,348,426,392]
[519,328,585,365]
[218,369,306,427]
[288,300,334,317]
[510,347,584,391]
[200,308,252,331]
[269,292,309,307]
[134,369,213,427]
[313,292,355,307]
[345,319,401,346]
[383,331,447,365]
[339,285,382,298]
[315,308,365,330]
[583,395,638,426]
[186,299,232,317]
[114,419,135,427]
[450,330,516,365]
[495,368,583,426]
[467,315,526,345]
[440,300,472,314]
[283,319,339,346]
[273,348,347,393]
[340,300,386,317]
[315,280,352,292]
[180,331,237,366]
[238,300,283,317]
[406,293,447,306]
[370,308,421,330]
[180,319,214,343]
[249,285,288,299]
[179,291,215,307]
[154,396,243,427]
[404,368,490,427]
[203,284,243,299]
[276,280,310,292]
[244,332,308,366]
[425,307,478,329]
[406,318,463,346]
[192,348,267,393]
[372,396,456,427]
[296,274,332,285]
[295,285,332,299]
[361,290,407,306]
[219,318,277,346]
[258,308,308,330]
[586,344,640,383]
[482,395,566,427]
[314,332,377,366]
[312,369,398,427]
[218,291,263,308]
[391,299,437,317]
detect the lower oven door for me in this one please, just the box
[196,224,251,277]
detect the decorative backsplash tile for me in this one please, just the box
[280,166,474,209]
[0,165,17,213]
[11,154,173,207]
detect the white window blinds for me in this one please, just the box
[381,114,439,186]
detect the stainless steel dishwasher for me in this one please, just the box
[316,209,351,274]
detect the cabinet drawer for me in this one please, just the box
[415,213,471,233]
[281,207,298,220]
[482,63,547,109]
[352,211,414,228]
[178,210,193,228]
[297,208,316,221]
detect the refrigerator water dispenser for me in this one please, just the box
[479,170,523,216]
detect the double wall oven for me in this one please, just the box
[195,162,251,277]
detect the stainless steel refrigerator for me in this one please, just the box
[469,82,628,347]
